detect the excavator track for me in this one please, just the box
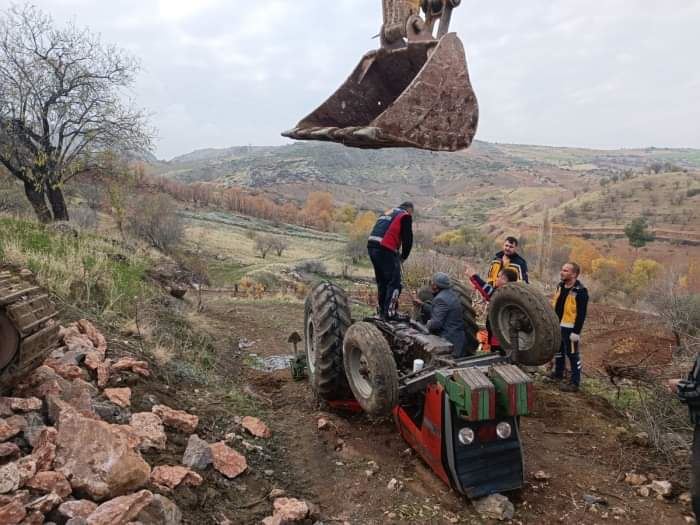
[0,266,60,394]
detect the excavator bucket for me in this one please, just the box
[282,33,478,152]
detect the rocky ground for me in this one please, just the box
[0,289,694,524]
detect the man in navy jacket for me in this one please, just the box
[367,202,413,319]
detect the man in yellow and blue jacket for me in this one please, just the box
[549,262,589,392]
[486,236,529,286]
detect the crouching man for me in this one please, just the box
[423,272,466,358]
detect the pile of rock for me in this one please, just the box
[624,472,675,500]
[0,319,253,524]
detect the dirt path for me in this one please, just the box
[179,295,692,524]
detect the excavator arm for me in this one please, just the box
[382,0,460,47]
[282,0,478,152]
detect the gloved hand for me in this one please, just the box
[569,333,581,343]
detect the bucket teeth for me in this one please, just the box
[309,127,339,138]
[352,127,381,141]
[280,128,300,139]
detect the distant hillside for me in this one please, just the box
[147,141,700,231]
[153,141,700,186]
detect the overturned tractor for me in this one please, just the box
[0,267,60,394]
[283,0,478,151]
[303,279,559,498]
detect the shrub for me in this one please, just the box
[70,206,99,230]
[0,175,29,216]
[432,226,491,259]
[295,260,327,275]
[126,194,184,251]
[402,250,467,289]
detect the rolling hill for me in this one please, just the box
[148,141,700,233]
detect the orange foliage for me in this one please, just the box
[349,211,377,239]
[138,174,318,229]
[302,191,334,229]
[566,237,601,273]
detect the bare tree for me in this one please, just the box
[126,194,184,251]
[254,235,273,259]
[0,4,152,223]
[647,269,700,349]
[269,236,289,257]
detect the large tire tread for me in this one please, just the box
[488,282,560,366]
[304,281,352,400]
[342,322,398,416]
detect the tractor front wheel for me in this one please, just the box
[343,321,399,416]
[488,282,560,366]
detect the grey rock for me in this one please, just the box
[182,434,213,470]
[142,395,159,410]
[92,400,131,424]
[583,494,608,505]
[650,480,673,497]
[49,347,68,360]
[66,519,88,525]
[65,349,88,365]
[136,494,183,525]
[23,412,47,448]
[473,493,514,521]
[0,461,20,493]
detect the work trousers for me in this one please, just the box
[553,327,582,386]
[368,244,402,318]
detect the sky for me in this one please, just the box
[3,0,699,159]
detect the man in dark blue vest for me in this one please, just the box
[367,202,414,319]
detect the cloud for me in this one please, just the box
[3,0,698,158]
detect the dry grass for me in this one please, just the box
[182,214,373,282]
[0,216,153,317]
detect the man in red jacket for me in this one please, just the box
[469,267,518,353]
[367,202,414,319]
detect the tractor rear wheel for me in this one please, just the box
[488,282,560,366]
[0,267,60,394]
[304,281,352,400]
[450,278,479,354]
[343,321,398,416]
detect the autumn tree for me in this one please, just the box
[345,211,376,263]
[334,204,357,224]
[591,257,626,297]
[566,237,601,274]
[0,4,152,223]
[302,191,334,230]
[625,258,662,299]
[433,226,491,259]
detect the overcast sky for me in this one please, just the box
[3,0,699,159]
